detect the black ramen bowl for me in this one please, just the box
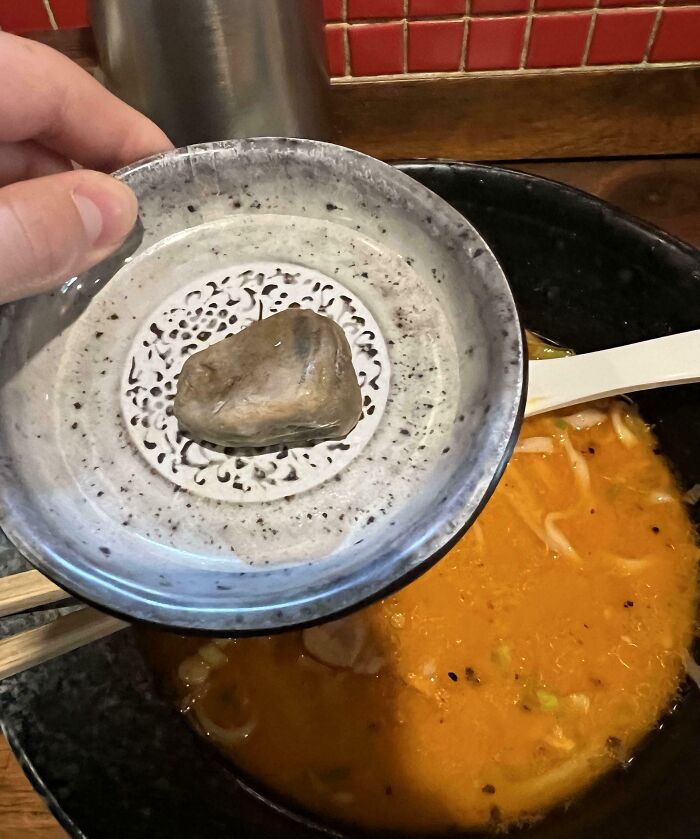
[1,162,698,839]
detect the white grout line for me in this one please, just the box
[459,0,470,71]
[343,22,351,76]
[643,0,665,63]
[403,18,409,73]
[331,57,700,81]
[519,0,537,68]
[403,0,409,74]
[582,0,601,65]
[42,0,58,30]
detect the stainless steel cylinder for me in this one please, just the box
[90,0,330,147]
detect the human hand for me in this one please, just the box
[0,33,172,304]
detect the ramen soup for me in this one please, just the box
[142,340,698,833]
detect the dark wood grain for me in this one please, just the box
[508,159,700,248]
[330,68,700,162]
[23,29,700,162]
[0,742,65,838]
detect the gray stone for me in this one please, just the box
[174,308,363,447]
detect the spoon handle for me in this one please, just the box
[525,329,700,418]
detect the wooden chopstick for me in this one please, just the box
[0,570,129,680]
[0,569,71,618]
[0,606,128,681]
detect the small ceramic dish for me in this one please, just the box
[0,140,524,631]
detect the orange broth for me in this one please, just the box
[142,393,698,832]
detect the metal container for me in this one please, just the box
[90,0,330,147]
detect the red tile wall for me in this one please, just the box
[467,16,526,69]
[1,0,700,76]
[0,0,50,33]
[324,0,700,76]
[527,12,592,67]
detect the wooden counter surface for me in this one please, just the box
[1,155,698,838]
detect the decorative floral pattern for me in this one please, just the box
[122,264,390,503]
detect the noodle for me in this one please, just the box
[561,431,591,497]
[516,437,555,454]
[683,484,700,506]
[682,652,700,692]
[611,403,638,448]
[543,512,580,561]
[562,408,607,430]
[194,706,257,744]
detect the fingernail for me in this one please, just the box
[72,176,138,248]
[72,193,104,245]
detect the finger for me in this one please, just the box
[0,33,173,172]
[0,169,138,303]
[0,140,71,187]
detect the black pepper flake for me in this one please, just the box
[588,446,595,454]
[651,526,660,533]
[465,667,480,684]
[187,204,197,213]
[108,313,119,320]
[447,671,458,682]
[73,402,82,409]
[482,784,496,795]
[95,331,103,339]
[624,600,634,608]
[99,546,111,556]
[71,422,78,430]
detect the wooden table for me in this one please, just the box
[1,155,698,838]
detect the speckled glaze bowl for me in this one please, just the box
[0,140,524,632]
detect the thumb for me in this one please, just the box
[0,169,138,304]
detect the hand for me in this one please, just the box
[0,33,173,304]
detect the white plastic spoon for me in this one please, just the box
[525,329,700,417]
